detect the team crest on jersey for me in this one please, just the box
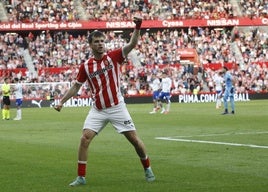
[104,60,109,67]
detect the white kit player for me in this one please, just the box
[149,73,161,113]
[158,71,172,114]
[54,17,155,187]
[13,77,23,120]
[213,71,224,109]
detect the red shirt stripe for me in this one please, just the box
[76,48,124,109]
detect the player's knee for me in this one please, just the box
[80,133,93,147]
[80,136,90,148]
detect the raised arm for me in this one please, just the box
[122,17,142,57]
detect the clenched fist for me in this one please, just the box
[133,16,142,30]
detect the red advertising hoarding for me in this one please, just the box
[0,17,267,31]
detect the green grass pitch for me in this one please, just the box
[1,100,268,192]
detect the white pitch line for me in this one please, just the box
[155,137,268,149]
[173,131,268,138]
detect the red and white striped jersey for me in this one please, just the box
[76,48,125,109]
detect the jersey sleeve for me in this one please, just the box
[76,63,87,84]
[109,48,125,65]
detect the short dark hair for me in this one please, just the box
[88,30,105,43]
[223,66,228,71]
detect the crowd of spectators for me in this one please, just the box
[240,0,268,19]
[234,27,268,65]
[1,0,267,23]
[0,26,268,99]
[2,26,259,70]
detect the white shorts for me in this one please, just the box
[83,101,136,134]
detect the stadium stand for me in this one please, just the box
[1,0,262,23]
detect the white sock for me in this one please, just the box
[18,109,21,119]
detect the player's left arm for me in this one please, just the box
[122,16,142,57]
[11,85,17,93]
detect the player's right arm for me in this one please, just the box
[55,63,87,112]
[54,82,82,112]
[122,16,142,57]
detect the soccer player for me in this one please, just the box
[149,73,161,114]
[54,17,155,187]
[158,71,172,114]
[1,77,11,120]
[221,67,236,114]
[13,77,23,120]
[213,71,224,109]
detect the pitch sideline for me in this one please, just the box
[155,132,268,149]
[170,131,268,138]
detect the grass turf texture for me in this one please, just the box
[1,100,268,192]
